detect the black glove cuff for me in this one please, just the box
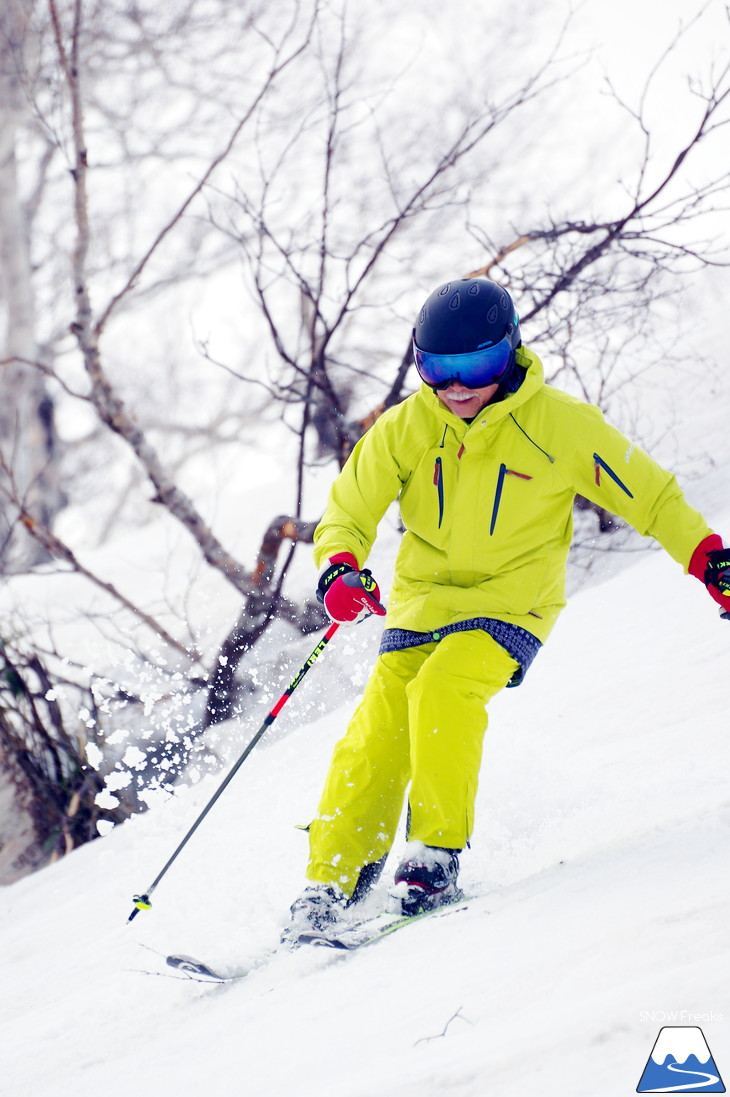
[316,561,356,604]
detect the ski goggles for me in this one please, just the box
[412,333,514,390]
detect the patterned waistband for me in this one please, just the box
[378,617,542,688]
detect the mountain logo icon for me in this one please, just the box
[637,1026,725,1092]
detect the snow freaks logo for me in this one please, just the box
[636,1026,725,1092]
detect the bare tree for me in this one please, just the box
[0,0,63,569]
[0,633,134,882]
[198,8,730,700]
[1,0,328,875]
[21,0,573,737]
[1,0,728,879]
[470,14,730,396]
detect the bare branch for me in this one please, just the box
[519,53,730,323]
[48,0,284,598]
[88,4,322,333]
[414,1007,473,1046]
[11,499,199,665]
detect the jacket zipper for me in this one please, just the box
[593,453,633,497]
[433,457,444,528]
[490,463,507,535]
[509,413,555,463]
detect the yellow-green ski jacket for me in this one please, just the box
[314,347,712,644]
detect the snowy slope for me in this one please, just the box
[2,515,730,1097]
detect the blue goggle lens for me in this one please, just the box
[413,336,513,390]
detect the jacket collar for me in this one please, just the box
[417,345,544,438]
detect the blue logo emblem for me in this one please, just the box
[637,1027,725,1092]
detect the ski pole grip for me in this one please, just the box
[341,569,386,616]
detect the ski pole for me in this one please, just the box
[128,620,340,922]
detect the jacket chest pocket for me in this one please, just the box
[400,446,462,542]
[430,442,466,530]
[433,457,444,528]
[489,462,534,535]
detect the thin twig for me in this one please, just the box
[414,1007,473,1046]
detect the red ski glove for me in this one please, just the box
[688,534,730,619]
[317,552,386,624]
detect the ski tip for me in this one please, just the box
[166,954,229,982]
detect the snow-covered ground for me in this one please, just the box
[2,484,729,1096]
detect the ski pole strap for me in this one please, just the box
[379,617,541,688]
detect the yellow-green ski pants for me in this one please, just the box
[306,630,519,897]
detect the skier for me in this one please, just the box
[285,276,730,939]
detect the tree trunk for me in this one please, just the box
[0,0,62,570]
[0,734,48,884]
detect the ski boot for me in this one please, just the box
[281,884,346,944]
[390,843,462,916]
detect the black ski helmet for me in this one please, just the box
[414,277,521,356]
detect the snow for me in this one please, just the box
[2,500,729,1097]
[2,4,729,1089]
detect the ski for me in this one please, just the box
[135,943,252,983]
[147,898,469,982]
[291,896,469,950]
[165,953,245,982]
